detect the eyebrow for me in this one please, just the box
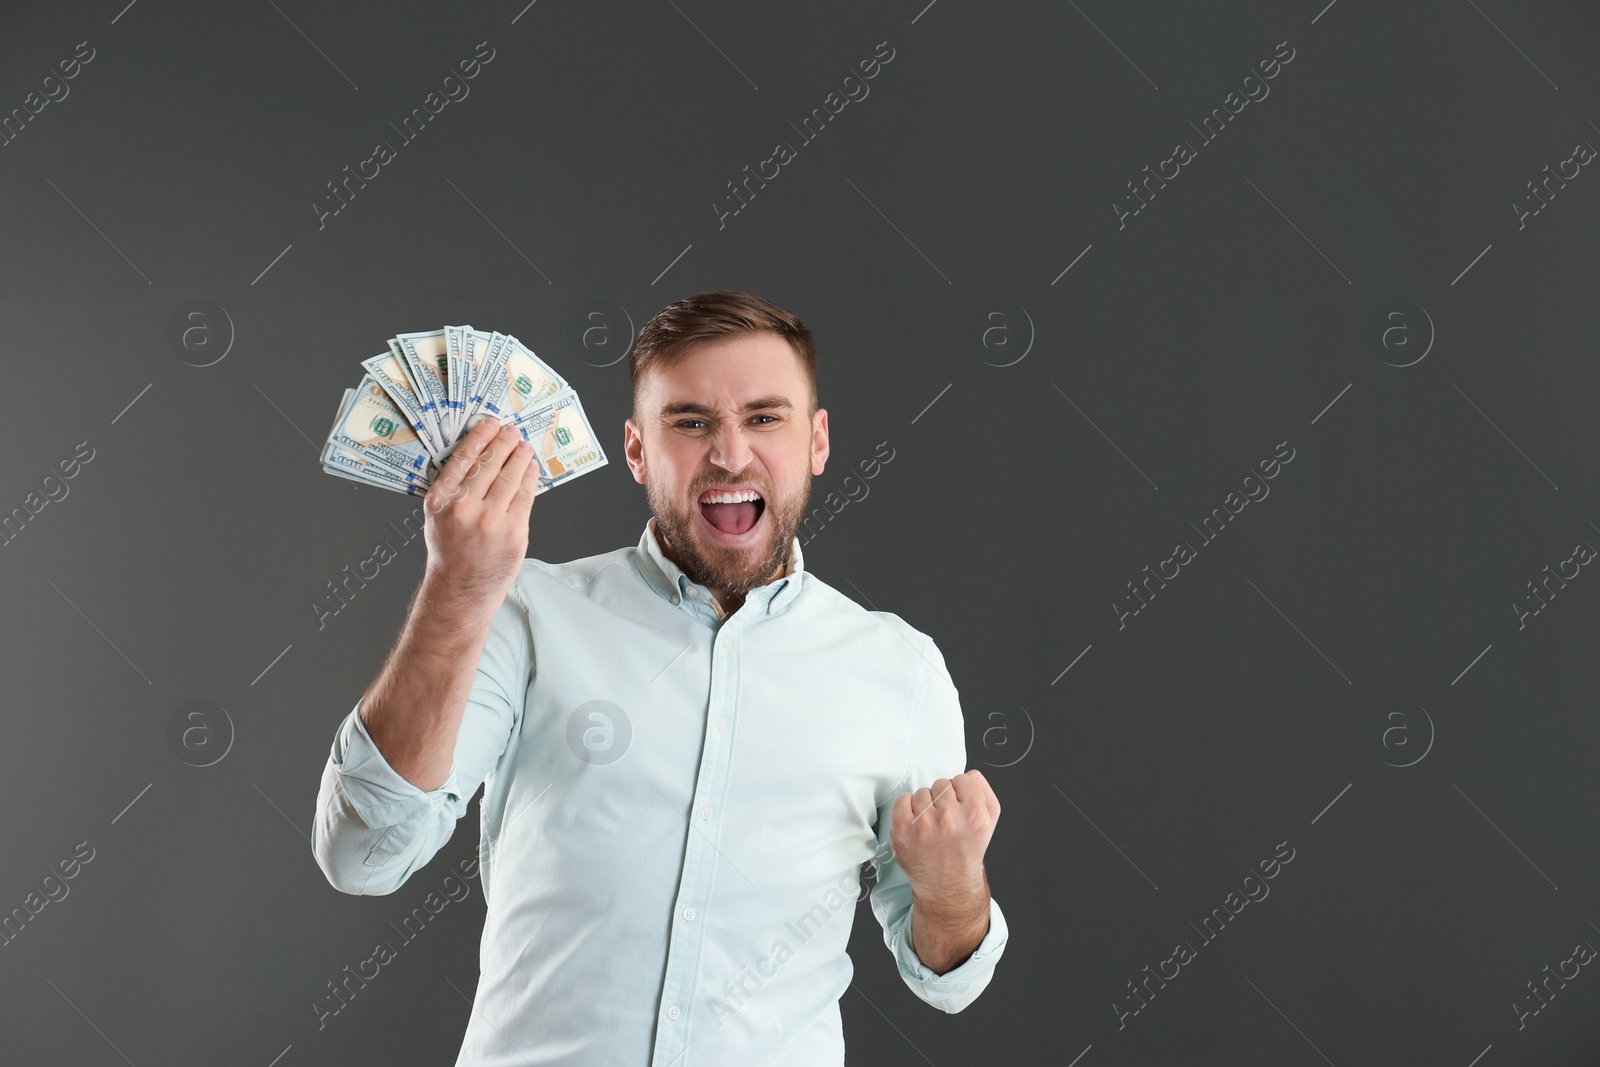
[659,395,794,418]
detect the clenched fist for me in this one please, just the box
[889,768,1001,895]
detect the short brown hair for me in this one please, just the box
[629,289,818,418]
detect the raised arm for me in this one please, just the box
[362,419,540,789]
[312,419,540,895]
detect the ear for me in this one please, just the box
[809,408,829,477]
[623,416,648,485]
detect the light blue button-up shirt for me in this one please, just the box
[312,518,1009,1066]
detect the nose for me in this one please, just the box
[709,420,755,473]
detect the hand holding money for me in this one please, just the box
[320,324,608,498]
[422,419,540,603]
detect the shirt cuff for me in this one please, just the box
[331,700,463,830]
[894,895,1009,1002]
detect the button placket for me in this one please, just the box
[651,624,737,1064]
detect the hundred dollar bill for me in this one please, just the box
[469,333,521,422]
[318,389,378,488]
[459,328,506,426]
[509,387,608,495]
[480,334,568,424]
[330,375,437,480]
[324,451,431,495]
[326,468,427,495]
[460,327,508,428]
[360,349,444,456]
[391,329,452,443]
[323,449,431,494]
[444,324,472,435]
[319,388,434,494]
[323,435,435,490]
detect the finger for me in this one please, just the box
[927,777,956,808]
[908,787,933,822]
[946,772,975,806]
[486,438,535,511]
[960,769,1000,817]
[464,425,522,502]
[429,418,503,506]
[509,453,541,520]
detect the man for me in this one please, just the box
[312,289,1009,1066]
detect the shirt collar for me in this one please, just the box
[636,517,806,619]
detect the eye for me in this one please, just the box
[668,419,780,431]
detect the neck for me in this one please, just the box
[654,522,790,615]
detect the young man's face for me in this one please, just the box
[624,331,828,600]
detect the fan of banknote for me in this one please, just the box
[321,326,607,497]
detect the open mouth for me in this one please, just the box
[696,485,766,538]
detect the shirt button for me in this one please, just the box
[667,1005,681,1020]
[670,594,680,604]
[683,906,696,921]
[699,806,712,819]
[714,716,727,730]
[719,635,731,649]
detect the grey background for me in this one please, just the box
[2,0,1598,1063]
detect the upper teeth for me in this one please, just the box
[701,489,760,504]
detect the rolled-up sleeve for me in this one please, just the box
[868,626,1009,1013]
[312,582,530,896]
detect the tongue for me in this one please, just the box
[702,501,759,535]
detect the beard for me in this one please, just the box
[644,460,811,600]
